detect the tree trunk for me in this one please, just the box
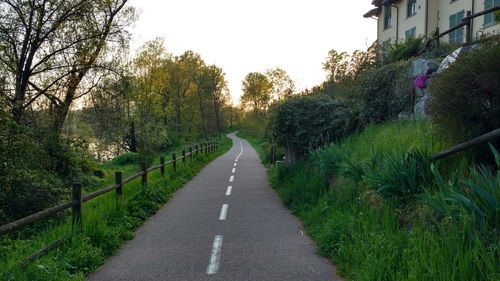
[197,88,208,140]
[129,121,137,152]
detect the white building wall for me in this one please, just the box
[374,0,499,45]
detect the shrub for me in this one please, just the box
[108,152,141,166]
[428,36,500,161]
[363,150,433,203]
[269,94,349,160]
[386,37,424,63]
[420,144,500,230]
[336,60,413,129]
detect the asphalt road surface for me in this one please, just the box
[89,133,340,281]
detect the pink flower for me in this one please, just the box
[414,74,428,89]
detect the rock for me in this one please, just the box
[411,59,439,78]
[437,45,479,73]
[414,94,429,119]
[398,111,412,120]
[415,87,425,98]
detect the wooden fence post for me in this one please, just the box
[205,143,208,154]
[160,156,165,176]
[115,171,123,198]
[172,153,177,173]
[141,161,148,186]
[189,147,193,161]
[271,146,276,165]
[465,11,472,44]
[182,149,186,164]
[72,183,82,230]
[195,144,199,157]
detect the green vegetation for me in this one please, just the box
[239,35,500,281]
[260,121,498,281]
[0,137,232,280]
[428,37,500,163]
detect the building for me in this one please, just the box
[364,0,500,45]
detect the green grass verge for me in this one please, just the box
[0,136,232,281]
[244,120,499,281]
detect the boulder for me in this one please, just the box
[414,94,429,119]
[437,45,479,73]
[398,111,412,120]
[411,59,439,78]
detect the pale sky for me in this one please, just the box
[128,0,377,104]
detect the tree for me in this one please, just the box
[206,65,229,138]
[241,72,272,113]
[0,0,134,135]
[265,68,295,101]
[322,50,350,82]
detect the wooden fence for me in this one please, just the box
[424,6,500,53]
[0,141,219,265]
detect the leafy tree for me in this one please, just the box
[0,0,135,135]
[269,94,347,163]
[266,68,295,101]
[241,72,272,113]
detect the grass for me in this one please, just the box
[245,120,499,281]
[0,136,232,280]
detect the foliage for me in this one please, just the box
[363,150,433,203]
[385,37,424,63]
[241,72,273,113]
[265,68,296,101]
[335,60,413,129]
[268,94,348,160]
[259,121,497,281]
[322,42,378,82]
[1,137,232,280]
[0,0,135,133]
[0,112,103,225]
[428,36,500,160]
[420,144,500,230]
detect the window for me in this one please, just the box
[407,0,417,17]
[405,27,417,39]
[484,0,500,26]
[449,11,465,44]
[384,5,392,29]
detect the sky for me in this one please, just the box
[128,0,377,104]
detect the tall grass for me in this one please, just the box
[261,120,499,281]
[0,137,232,280]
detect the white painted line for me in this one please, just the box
[226,186,232,196]
[206,235,223,275]
[219,204,228,220]
[232,168,236,173]
[229,175,234,182]
[234,163,237,167]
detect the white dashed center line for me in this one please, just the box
[234,163,237,167]
[226,186,232,196]
[232,168,236,173]
[219,204,228,220]
[229,175,234,182]
[206,235,223,274]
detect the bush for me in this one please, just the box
[269,94,349,160]
[363,150,434,203]
[428,37,500,160]
[386,37,424,63]
[107,152,141,166]
[335,60,413,130]
[420,145,500,230]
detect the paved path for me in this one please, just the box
[89,133,340,281]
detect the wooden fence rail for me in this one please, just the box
[423,6,500,53]
[431,128,500,161]
[0,142,219,259]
